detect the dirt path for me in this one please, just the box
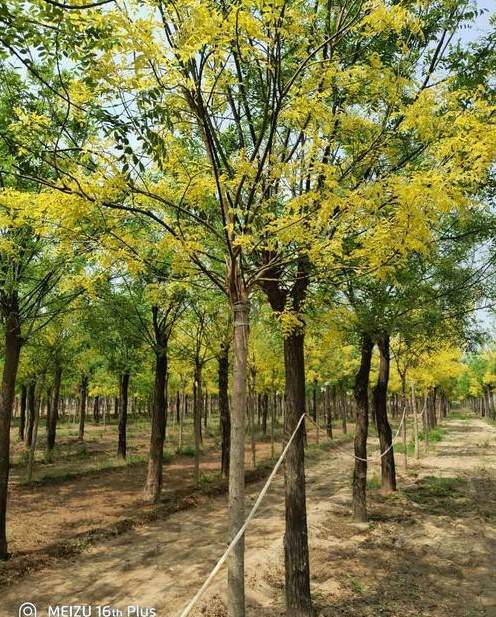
[6,434,281,555]
[2,413,495,617]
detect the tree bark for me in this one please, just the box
[352,333,373,522]
[47,365,62,451]
[19,384,27,441]
[259,255,313,617]
[117,372,130,458]
[373,333,396,492]
[341,388,347,434]
[228,297,249,617]
[0,313,22,560]
[248,366,256,469]
[400,375,408,471]
[283,331,313,617]
[312,380,317,422]
[93,395,100,424]
[27,381,43,483]
[218,344,230,479]
[78,375,88,441]
[143,351,167,503]
[326,385,333,438]
[45,387,52,433]
[193,361,202,485]
[261,392,268,435]
[25,380,36,447]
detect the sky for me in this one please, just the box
[464,1,495,334]
[461,0,494,41]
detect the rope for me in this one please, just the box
[176,412,307,617]
[353,397,428,463]
[305,414,322,432]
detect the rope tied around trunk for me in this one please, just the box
[354,396,429,463]
[176,412,307,617]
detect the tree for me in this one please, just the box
[1,3,495,614]
[88,284,146,458]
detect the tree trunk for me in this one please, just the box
[411,384,420,460]
[352,333,373,522]
[93,395,100,424]
[45,387,52,433]
[117,372,130,458]
[283,331,314,617]
[143,350,167,503]
[248,367,256,469]
[400,375,408,471]
[203,393,208,433]
[341,388,347,434]
[193,362,202,486]
[19,384,27,441]
[78,376,88,441]
[228,296,249,617]
[261,392,268,435]
[0,313,22,560]
[218,345,230,479]
[271,391,276,458]
[25,380,36,447]
[312,380,317,422]
[47,365,62,451]
[326,385,333,438]
[178,391,185,451]
[27,381,44,483]
[373,333,396,492]
[432,387,438,426]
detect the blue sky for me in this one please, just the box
[461,0,494,41]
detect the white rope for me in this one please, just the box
[176,412,307,617]
[305,414,322,432]
[353,397,429,463]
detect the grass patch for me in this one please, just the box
[449,411,469,421]
[198,472,219,489]
[350,578,364,594]
[163,450,174,464]
[418,427,446,443]
[19,452,152,486]
[403,476,467,516]
[176,445,196,457]
[394,441,415,456]
[305,432,354,461]
[367,474,381,489]
[126,454,148,465]
[75,444,91,458]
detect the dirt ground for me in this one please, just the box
[1,412,495,617]
[6,418,293,556]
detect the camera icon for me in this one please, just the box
[19,603,37,617]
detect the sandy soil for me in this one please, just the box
[6,423,289,555]
[1,413,495,617]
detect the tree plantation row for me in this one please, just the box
[0,1,495,616]
[8,313,480,485]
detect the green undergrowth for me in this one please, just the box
[18,451,163,486]
[449,411,470,421]
[367,473,381,489]
[395,426,446,455]
[305,432,354,461]
[176,445,197,457]
[419,426,446,443]
[403,476,468,516]
[394,441,414,456]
